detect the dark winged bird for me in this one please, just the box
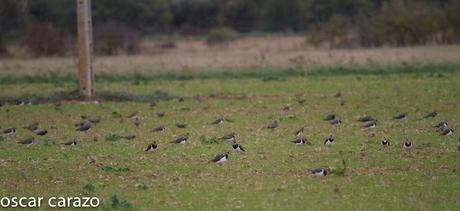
[2,127,16,135]
[210,117,224,125]
[423,111,437,119]
[132,117,141,127]
[393,113,407,120]
[89,116,101,124]
[171,134,188,144]
[219,132,236,141]
[24,122,39,131]
[358,116,374,122]
[330,119,342,127]
[63,139,77,147]
[292,136,310,145]
[440,128,454,136]
[381,137,390,149]
[34,129,47,136]
[324,134,334,145]
[76,123,91,132]
[433,121,448,130]
[232,142,245,152]
[403,139,412,151]
[17,137,34,145]
[145,142,158,153]
[210,152,229,165]
[151,125,166,133]
[267,121,278,130]
[362,121,377,129]
[178,97,185,102]
[311,167,331,177]
[323,114,336,121]
[127,112,139,119]
[295,128,304,137]
[121,134,136,140]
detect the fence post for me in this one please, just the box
[77,0,94,98]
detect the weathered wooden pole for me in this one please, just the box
[77,0,94,98]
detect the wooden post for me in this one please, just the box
[77,0,94,98]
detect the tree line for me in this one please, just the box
[1,0,459,55]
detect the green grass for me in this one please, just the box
[0,66,460,210]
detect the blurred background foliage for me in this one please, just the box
[0,0,459,56]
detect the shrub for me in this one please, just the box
[94,21,141,55]
[22,22,74,56]
[205,27,239,46]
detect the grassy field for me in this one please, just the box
[0,63,460,210]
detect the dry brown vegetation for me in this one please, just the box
[1,36,460,75]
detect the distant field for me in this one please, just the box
[1,36,460,76]
[0,65,459,209]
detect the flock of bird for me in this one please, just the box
[0,95,459,177]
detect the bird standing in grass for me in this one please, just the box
[393,113,407,120]
[403,139,412,152]
[171,134,188,144]
[324,114,336,121]
[24,122,39,131]
[232,142,245,152]
[311,167,331,177]
[151,125,166,133]
[211,152,229,165]
[121,134,136,140]
[127,112,139,119]
[423,111,437,119]
[330,119,342,128]
[17,137,34,146]
[324,134,334,145]
[2,127,16,135]
[34,129,47,136]
[89,116,101,124]
[381,137,390,149]
[210,117,224,125]
[292,136,310,145]
[362,121,377,129]
[219,132,236,141]
[268,121,278,130]
[63,139,77,148]
[132,116,141,127]
[76,123,91,132]
[440,128,454,136]
[145,142,157,153]
[358,116,374,123]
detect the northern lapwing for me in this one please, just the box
[76,123,91,132]
[132,117,141,127]
[89,116,101,124]
[17,137,34,146]
[34,129,47,136]
[423,111,437,119]
[211,117,224,125]
[311,167,331,177]
[433,121,449,131]
[151,125,166,133]
[358,116,374,122]
[2,127,16,135]
[63,139,77,148]
[295,128,304,137]
[232,142,245,152]
[145,142,158,153]
[381,137,390,149]
[292,136,310,145]
[268,121,278,130]
[171,134,188,144]
[323,114,336,121]
[324,134,334,145]
[156,112,165,117]
[440,128,454,136]
[219,132,236,141]
[330,119,342,128]
[393,113,407,120]
[24,122,39,131]
[362,121,377,129]
[403,139,412,151]
[121,134,136,140]
[127,112,139,119]
[210,152,229,165]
